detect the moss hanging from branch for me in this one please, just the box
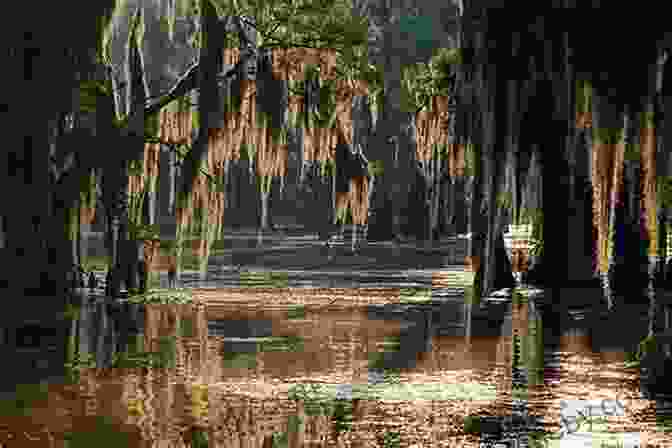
[576,79,593,130]
[641,113,658,258]
[333,147,370,228]
[591,127,624,275]
[79,169,99,226]
[415,96,451,162]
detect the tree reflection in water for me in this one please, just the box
[0,287,668,446]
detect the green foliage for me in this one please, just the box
[463,415,481,434]
[79,169,98,211]
[145,110,161,139]
[63,416,136,448]
[496,191,513,211]
[190,428,209,448]
[127,189,145,226]
[624,334,661,368]
[180,317,195,338]
[464,283,480,305]
[402,47,459,113]
[239,142,251,161]
[575,79,592,114]
[528,430,561,448]
[519,207,544,257]
[110,336,177,370]
[258,335,304,352]
[65,351,96,384]
[641,110,656,128]
[624,141,640,162]
[239,270,289,288]
[222,352,258,369]
[592,127,624,145]
[657,414,672,433]
[368,159,384,177]
[126,288,194,305]
[287,305,306,319]
[129,222,160,241]
[214,0,367,52]
[377,431,401,448]
[368,337,402,371]
[638,334,659,358]
[336,205,351,225]
[512,289,527,306]
[0,382,51,417]
[463,143,479,177]
[260,175,273,194]
[271,430,289,448]
[61,303,82,321]
[399,287,431,302]
[127,6,145,54]
[82,256,110,272]
[287,383,337,417]
[657,176,672,209]
[331,398,355,435]
[287,414,302,433]
[320,159,335,178]
[78,79,113,115]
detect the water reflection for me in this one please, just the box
[0,287,670,447]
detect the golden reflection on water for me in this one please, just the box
[0,288,670,447]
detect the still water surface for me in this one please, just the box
[1,248,670,447]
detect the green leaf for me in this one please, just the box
[496,191,513,210]
[287,306,306,319]
[368,160,384,177]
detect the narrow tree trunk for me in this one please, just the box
[169,147,178,215]
[443,177,454,234]
[661,50,672,291]
[467,139,486,300]
[123,8,149,295]
[481,77,499,297]
[73,200,81,271]
[258,181,270,247]
[642,75,660,334]
[144,188,157,227]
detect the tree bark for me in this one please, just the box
[643,57,662,335]
[480,54,500,297]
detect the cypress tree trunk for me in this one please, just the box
[429,157,442,244]
[125,8,150,294]
[663,52,672,288]
[103,161,130,297]
[643,58,661,335]
[536,18,571,299]
[443,177,454,234]
[480,58,501,297]
[257,177,270,247]
[460,5,487,301]
[168,145,178,215]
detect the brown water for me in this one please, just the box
[1,284,669,448]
